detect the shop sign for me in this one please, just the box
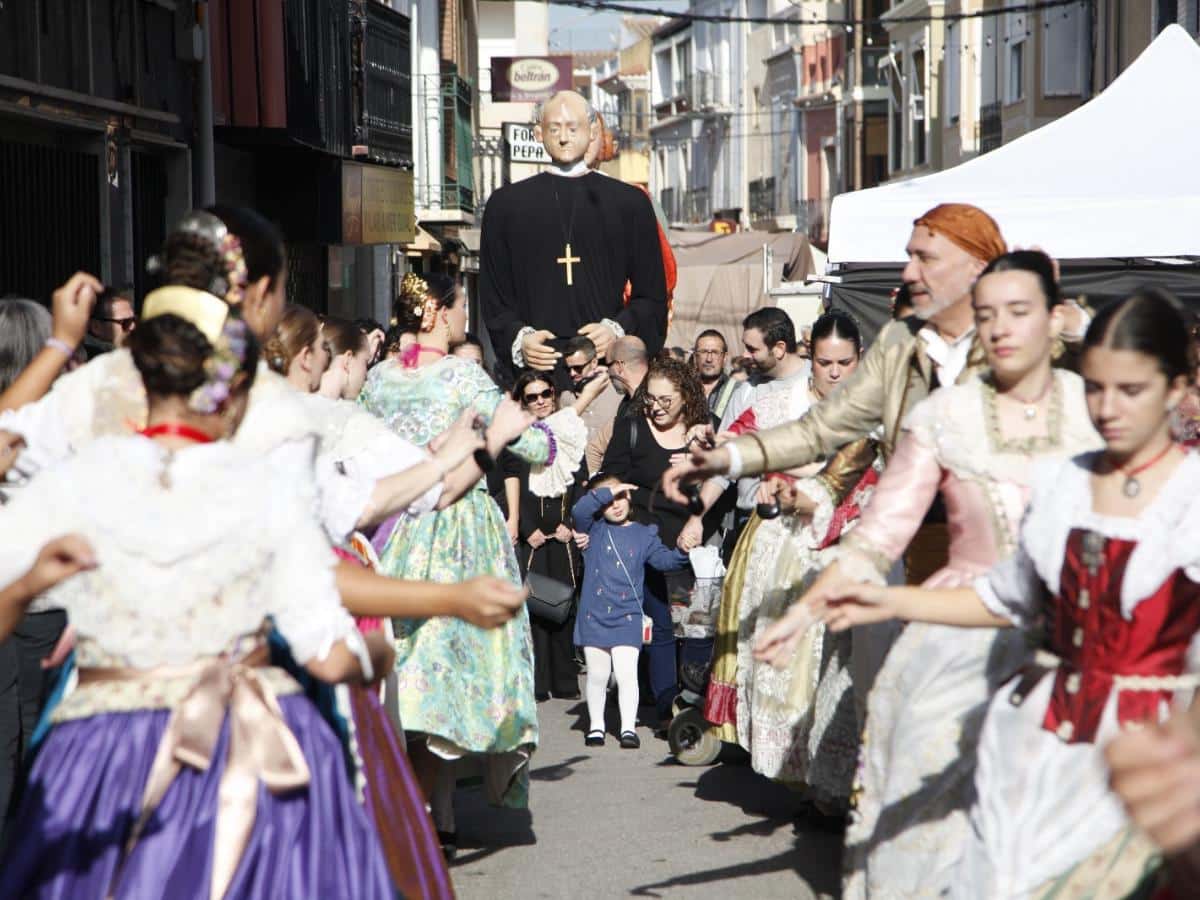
[491,56,572,102]
[342,162,415,245]
[504,122,552,164]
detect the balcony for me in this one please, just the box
[414,70,476,220]
[653,72,726,125]
[358,2,413,165]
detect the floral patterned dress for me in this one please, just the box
[358,356,584,809]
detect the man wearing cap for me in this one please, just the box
[665,203,1084,580]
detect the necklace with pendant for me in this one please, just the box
[1110,440,1177,498]
[1002,375,1054,420]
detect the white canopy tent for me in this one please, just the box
[827,25,1200,265]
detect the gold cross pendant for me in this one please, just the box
[556,242,581,286]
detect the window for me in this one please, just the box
[1043,3,1085,96]
[945,22,961,122]
[888,49,904,171]
[1005,10,1026,103]
[675,40,692,95]
[1155,0,1178,34]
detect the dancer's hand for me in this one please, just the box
[820,582,897,632]
[1107,710,1200,852]
[51,272,103,349]
[18,535,97,600]
[487,398,534,451]
[41,624,76,669]
[753,600,822,669]
[661,446,731,504]
[363,630,395,683]
[754,478,780,506]
[430,408,485,470]
[453,577,528,629]
[777,481,815,518]
[0,431,25,480]
[522,329,559,371]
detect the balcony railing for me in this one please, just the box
[358,1,413,165]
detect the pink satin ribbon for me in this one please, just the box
[87,652,310,900]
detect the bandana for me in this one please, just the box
[913,203,1007,263]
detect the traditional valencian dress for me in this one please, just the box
[358,355,586,808]
[298,391,454,900]
[0,436,392,898]
[836,370,1101,898]
[961,450,1200,898]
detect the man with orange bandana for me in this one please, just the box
[665,203,1087,580]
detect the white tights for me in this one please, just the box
[583,645,640,734]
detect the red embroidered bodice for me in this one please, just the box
[1036,527,1200,743]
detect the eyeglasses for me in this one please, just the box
[643,394,678,410]
[94,316,137,333]
[522,388,554,404]
[694,348,725,358]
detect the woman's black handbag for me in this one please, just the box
[524,572,574,625]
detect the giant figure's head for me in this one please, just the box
[534,91,599,167]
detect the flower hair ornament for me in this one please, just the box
[189,315,252,414]
[399,272,437,332]
[147,210,250,304]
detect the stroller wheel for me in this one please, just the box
[668,707,722,766]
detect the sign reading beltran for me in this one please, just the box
[491,56,572,103]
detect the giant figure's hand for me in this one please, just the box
[522,329,560,371]
[577,322,616,361]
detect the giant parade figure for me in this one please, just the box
[479,90,668,380]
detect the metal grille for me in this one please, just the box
[0,140,101,302]
[131,151,168,304]
[364,2,412,165]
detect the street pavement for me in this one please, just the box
[450,696,844,899]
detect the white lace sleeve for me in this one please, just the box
[527,407,588,497]
[974,534,1041,628]
[336,427,442,516]
[0,461,75,596]
[265,471,363,668]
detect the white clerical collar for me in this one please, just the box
[545,160,590,178]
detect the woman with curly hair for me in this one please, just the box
[600,355,716,724]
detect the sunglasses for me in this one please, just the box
[94,315,137,333]
[522,388,554,404]
[567,362,591,374]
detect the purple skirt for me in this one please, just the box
[0,695,393,899]
[347,684,454,899]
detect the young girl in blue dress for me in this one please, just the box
[572,474,689,749]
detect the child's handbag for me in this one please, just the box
[607,530,655,645]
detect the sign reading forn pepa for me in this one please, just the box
[491,56,572,102]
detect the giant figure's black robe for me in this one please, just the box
[479,171,668,380]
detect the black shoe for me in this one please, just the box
[437,829,458,861]
[535,692,550,702]
[619,730,641,749]
[553,690,581,701]
[585,729,605,747]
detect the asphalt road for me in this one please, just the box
[449,696,843,899]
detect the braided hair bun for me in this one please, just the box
[391,272,459,334]
[130,314,261,401]
[161,231,227,294]
[129,314,216,397]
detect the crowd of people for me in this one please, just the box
[0,190,1199,900]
